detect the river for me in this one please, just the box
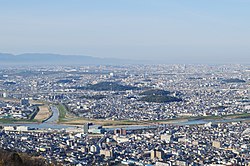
[43,105,59,123]
[2,105,77,129]
[2,107,250,130]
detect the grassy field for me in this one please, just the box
[57,103,72,122]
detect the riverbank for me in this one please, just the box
[58,113,250,126]
[1,111,250,130]
[35,104,52,122]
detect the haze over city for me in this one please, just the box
[0,0,250,64]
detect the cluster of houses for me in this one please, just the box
[0,98,37,119]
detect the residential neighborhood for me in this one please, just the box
[0,64,249,165]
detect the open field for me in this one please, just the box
[29,100,52,122]
[34,105,51,122]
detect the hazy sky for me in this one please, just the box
[0,0,250,63]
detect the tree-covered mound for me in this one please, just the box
[139,89,182,103]
[0,148,48,166]
[140,95,182,103]
[75,82,137,91]
[140,89,170,96]
[222,78,246,83]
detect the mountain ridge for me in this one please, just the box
[0,52,140,65]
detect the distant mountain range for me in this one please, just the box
[0,53,140,65]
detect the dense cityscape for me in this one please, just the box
[2,122,250,165]
[0,64,249,121]
[0,64,249,165]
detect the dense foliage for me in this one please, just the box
[75,82,136,91]
[56,79,73,84]
[140,95,182,103]
[222,78,246,83]
[0,149,48,166]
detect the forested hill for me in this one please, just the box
[0,148,49,166]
